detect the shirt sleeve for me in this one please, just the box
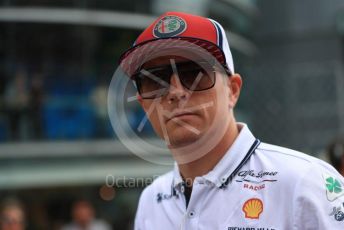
[293,160,344,229]
[134,186,152,230]
[134,195,144,230]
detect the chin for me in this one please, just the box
[167,127,203,147]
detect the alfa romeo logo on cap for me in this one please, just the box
[153,15,187,38]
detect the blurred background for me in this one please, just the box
[1,0,344,229]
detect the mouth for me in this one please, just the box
[166,111,197,123]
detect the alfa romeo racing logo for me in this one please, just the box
[153,15,187,38]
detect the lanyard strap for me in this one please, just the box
[219,139,261,189]
[170,138,261,195]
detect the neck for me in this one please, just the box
[177,120,239,186]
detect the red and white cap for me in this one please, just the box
[119,11,234,77]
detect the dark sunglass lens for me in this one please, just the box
[179,62,215,90]
[134,60,216,98]
[136,67,171,99]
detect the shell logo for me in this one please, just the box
[242,198,263,219]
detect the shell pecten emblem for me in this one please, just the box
[242,198,263,219]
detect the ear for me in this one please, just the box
[227,73,242,108]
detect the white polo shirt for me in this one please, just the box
[134,123,344,230]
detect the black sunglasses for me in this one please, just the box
[133,61,219,99]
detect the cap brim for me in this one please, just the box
[118,37,227,78]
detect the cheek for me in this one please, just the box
[208,84,229,111]
[203,84,231,125]
[192,90,219,125]
[148,110,161,129]
[204,95,218,122]
[141,102,164,136]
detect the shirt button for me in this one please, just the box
[188,211,196,218]
[181,186,185,193]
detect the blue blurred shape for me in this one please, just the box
[43,97,95,140]
[0,116,7,142]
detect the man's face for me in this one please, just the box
[0,207,25,230]
[137,56,242,148]
[72,201,94,227]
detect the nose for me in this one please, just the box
[166,73,189,103]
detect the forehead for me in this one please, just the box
[141,55,191,69]
[2,207,24,216]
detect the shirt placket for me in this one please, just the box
[180,177,208,230]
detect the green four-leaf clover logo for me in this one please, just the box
[326,177,342,194]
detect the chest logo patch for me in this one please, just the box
[236,170,278,184]
[242,198,263,219]
[329,203,344,222]
[323,173,344,201]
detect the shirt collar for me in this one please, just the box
[172,161,184,188]
[172,123,256,189]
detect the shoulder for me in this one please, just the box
[252,142,343,193]
[254,144,344,228]
[256,142,336,173]
[60,224,76,230]
[136,170,174,212]
[139,170,174,201]
[256,142,344,196]
[254,142,344,228]
[258,142,320,162]
[91,220,112,230]
[134,170,174,227]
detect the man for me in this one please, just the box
[0,198,26,230]
[61,200,111,230]
[118,11,344,229]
